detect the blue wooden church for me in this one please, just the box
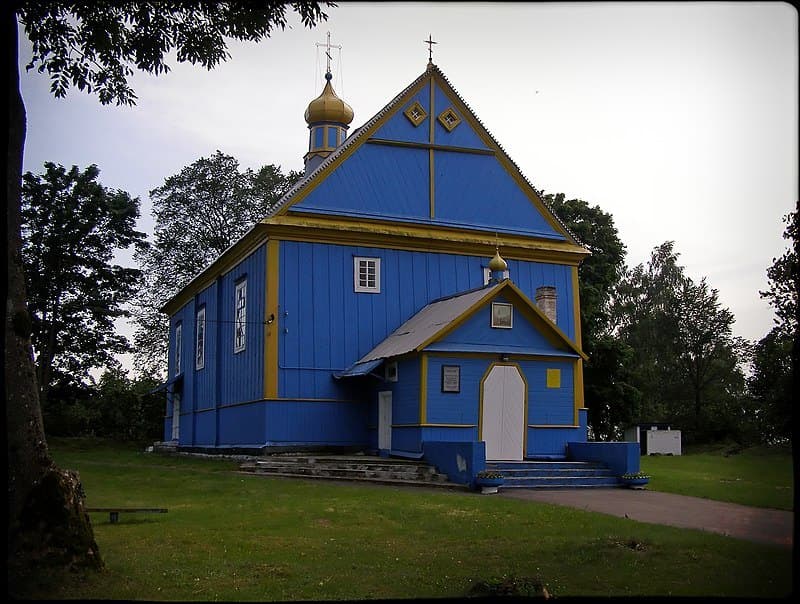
[161,56,616,481]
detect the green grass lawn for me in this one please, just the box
[641,443,794,510]
[10,438,793,600]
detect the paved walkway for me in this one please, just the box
[499,488,794,548]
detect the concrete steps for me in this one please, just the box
[238,454,465,490]
[487,460,623,489]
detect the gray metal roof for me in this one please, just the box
[356,282,503,364]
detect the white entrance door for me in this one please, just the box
[378,391,392,451]
[171,393,181,441]
[481,365,525,460]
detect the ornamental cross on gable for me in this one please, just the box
[316,31,341,74]
[425,34,437,62]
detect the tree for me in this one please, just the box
[132,151,301,377]
[615,242,749,442]
[759,207,798,338]
[7,1,333,584]
[749,205,797,443]
[544,193,639,440]
[21,162,146,408]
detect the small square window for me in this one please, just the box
[354,257,381,293]
[404,101,428,127]
[385,361,398,382]
[491,302,513,329]
[437,107,462,132]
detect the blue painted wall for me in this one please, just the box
[264,401,367,445]
[431,295,574,356]
[278,240,577,401]
[165,245,266,446]
[218,245,266,406]
[290,78,564,241]
[372,84,432,144]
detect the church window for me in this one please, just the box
[404,101,428,127]
[354,257,381,293]
[491,302,513,329]
[385,361,398,382]
[437,107,462,132]
[174,322,182,376]
[195,306,206,370]
[234,280,247,353]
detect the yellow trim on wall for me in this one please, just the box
[429,74,435,218]
[478,362,529,456]
[264,239,280,399]
[419,353,428,424]
[393,423,476,428]
[528,424,580,429]
[265,216,587,263]
[574,359,585,424]
[571,265,582,348]
[429,149,435,218]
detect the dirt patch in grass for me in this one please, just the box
[468,575,551,598]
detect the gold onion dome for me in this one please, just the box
[488,249,508,272]
[304,72,354,125]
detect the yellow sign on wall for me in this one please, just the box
[546,368,561,388]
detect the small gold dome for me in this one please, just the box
[304,73,354,125]
[488,249,508,272]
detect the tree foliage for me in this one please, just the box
[759,207,798,338]
[132,151,301,376]
[21,162,146,405]
[748,205,797,443]
[41,369,164,442]
[615,241,749,442]
[19,1,335,106]
[545,193,638,440]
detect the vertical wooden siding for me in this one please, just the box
[372,83,431,144]
[279,241,576,400]
[218,245,266,405]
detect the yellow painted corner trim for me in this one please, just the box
[574,359,585,424]
[419,354,428,424]
[528,424,580,429]
[392,423,477,428]
[264,239,280,398]
[571,266,583,348]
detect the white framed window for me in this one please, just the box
[483,267,510,285]
[491,302,513,329]
[234,280,247,353]
[195,306,206,370]
[174,322,182,376]
[354,257,381,293]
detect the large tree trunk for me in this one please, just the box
[6,7,101,591]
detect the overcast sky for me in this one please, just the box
[18,2,798,370]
